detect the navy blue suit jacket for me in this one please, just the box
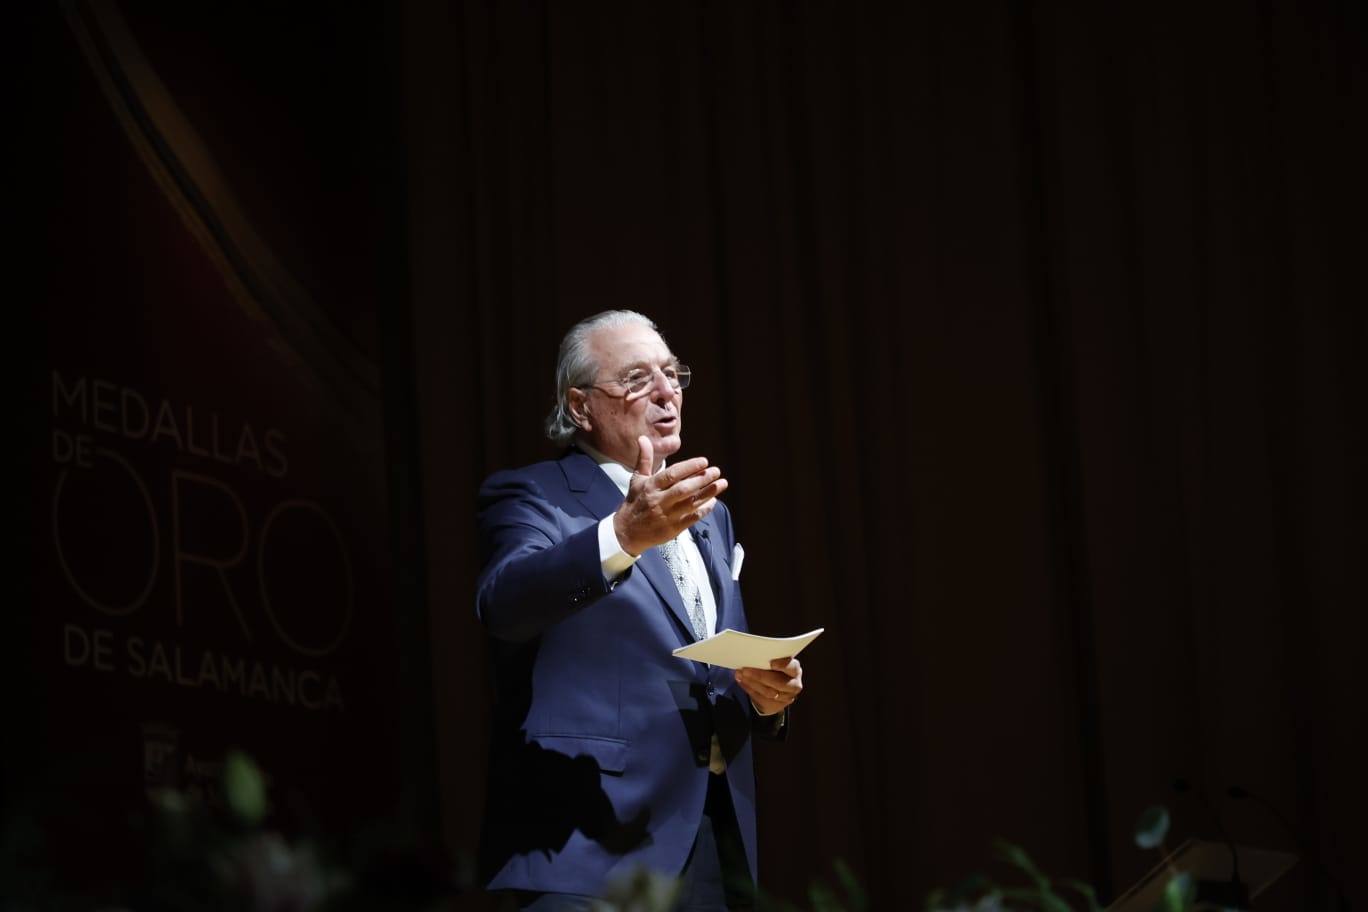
[475,448,778,895]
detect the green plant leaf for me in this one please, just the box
[974,890,1008,912]
[752,886,803,912]
[935,871,991,906]
[833,858,868,912]
[993,840,1049,889]
[994,886,1037,900]
[808,880,841,912]
[996,885,1072,912]
[1134,806,1170,850]
[1158,871,1194,912]
[222,750,267,827]
[1039,893,1076,912]
[1062,877,1101,912]
[597,865,681,912]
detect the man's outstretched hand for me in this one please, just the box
[613,435,728,556]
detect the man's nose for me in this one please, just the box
[646,366,678,399]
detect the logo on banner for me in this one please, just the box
[50,371,351,713]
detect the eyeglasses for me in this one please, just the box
[584,363,692,398]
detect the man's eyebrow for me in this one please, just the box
[619,357,679,373]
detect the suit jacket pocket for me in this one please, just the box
[528,733,629,774]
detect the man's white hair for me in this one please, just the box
[545,310,661,446]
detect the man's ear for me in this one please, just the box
[567,388,591,430]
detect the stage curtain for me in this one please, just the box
[400,3,1366,906]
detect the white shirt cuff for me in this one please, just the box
[598,515,638,582]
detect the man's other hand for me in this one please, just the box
[613,435,728,556]
[736,657,803,716]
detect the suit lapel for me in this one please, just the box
[560,449,698,641]
[638,550,697,642]
[562,449,622,519]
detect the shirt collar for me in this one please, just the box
[575,438,637,496]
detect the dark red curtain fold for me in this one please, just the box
[403,2,1366,907]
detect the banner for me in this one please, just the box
[22,2,402,890]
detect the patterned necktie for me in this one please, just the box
[657,537,708,640]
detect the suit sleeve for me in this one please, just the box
[475,471,621,642]
[752,707,789,740]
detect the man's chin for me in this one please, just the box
[652,432,683,459]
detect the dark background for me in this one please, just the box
[20,1,1366,909]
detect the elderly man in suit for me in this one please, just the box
[475,310,805,910]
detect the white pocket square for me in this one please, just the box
[731,543,745,581]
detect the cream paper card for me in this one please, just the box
[672,627,824,669]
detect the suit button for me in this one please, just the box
[707,685,717,699]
